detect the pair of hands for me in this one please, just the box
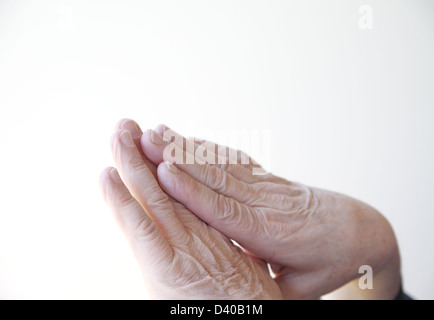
[100,119,401,299]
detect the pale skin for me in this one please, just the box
[99,119,282,299]
[100,119,401,300]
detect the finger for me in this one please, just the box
[99,167,173,267]
[141,124,190,166]
[188,136,272,178]
[115,118,142,149]
[177,161,264,206]
[188,137,258,169]
[141,127,260,203]
[156,161,264,247]
[143,127,291,208]
[111,129,186,242]
[140,128,168,165]
[116,118,157,179]
[141,126,263,183]
[153,125,252,168]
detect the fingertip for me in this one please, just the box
[116,118,142,139]
[157,161,172,180]
[115,118,131,129]
[108,167,123,184]
[110,128,125,145]
[99,167,112,187]
[154,124,169,136]
[139,129,153,153]
[110,129,127,155]
[140,129,165,164]
[157,161,181,191]
[156,162,203,211]
[140,129,152,145]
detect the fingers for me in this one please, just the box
[178,160,265,206]
[111,129,186,242]
[116,118,157,179]
[189,137,257,169]
[141,125,263,184]
[140,128,168,165]
[141,127,260,203]
[99,167,173,266]
[189,137,272,177]
[156,161,264,246]
[115,118,142,148]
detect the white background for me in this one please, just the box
[0,0,433,299]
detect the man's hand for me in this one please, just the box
[140,124,401,300]
[99,119,282,299]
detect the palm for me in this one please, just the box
[150,199,282,299]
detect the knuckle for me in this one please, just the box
[126,157,147,173]
[113,190,136,208]
[272,194,294,211]
[214,194,264,238]
[133,215,157,242]
[215,194,235,224]
[215,195,251,230]
[144,185,170,210]
[249,183,289,208]
[244,183,260,199]
[250,207,267,234]
[204,165,226,192]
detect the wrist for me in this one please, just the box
[326,196,401,299]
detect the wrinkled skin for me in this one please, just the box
[99,119,282,299]
[140,123,401,300]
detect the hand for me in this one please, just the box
[140,124,401,299]
[99,119,282,299]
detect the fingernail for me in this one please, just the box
[120,119,141,138]
[119,130,135,147]
[164,161,180,175]
[108,168,122,184]
[150,130,166,146]
[156,124,170,135]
